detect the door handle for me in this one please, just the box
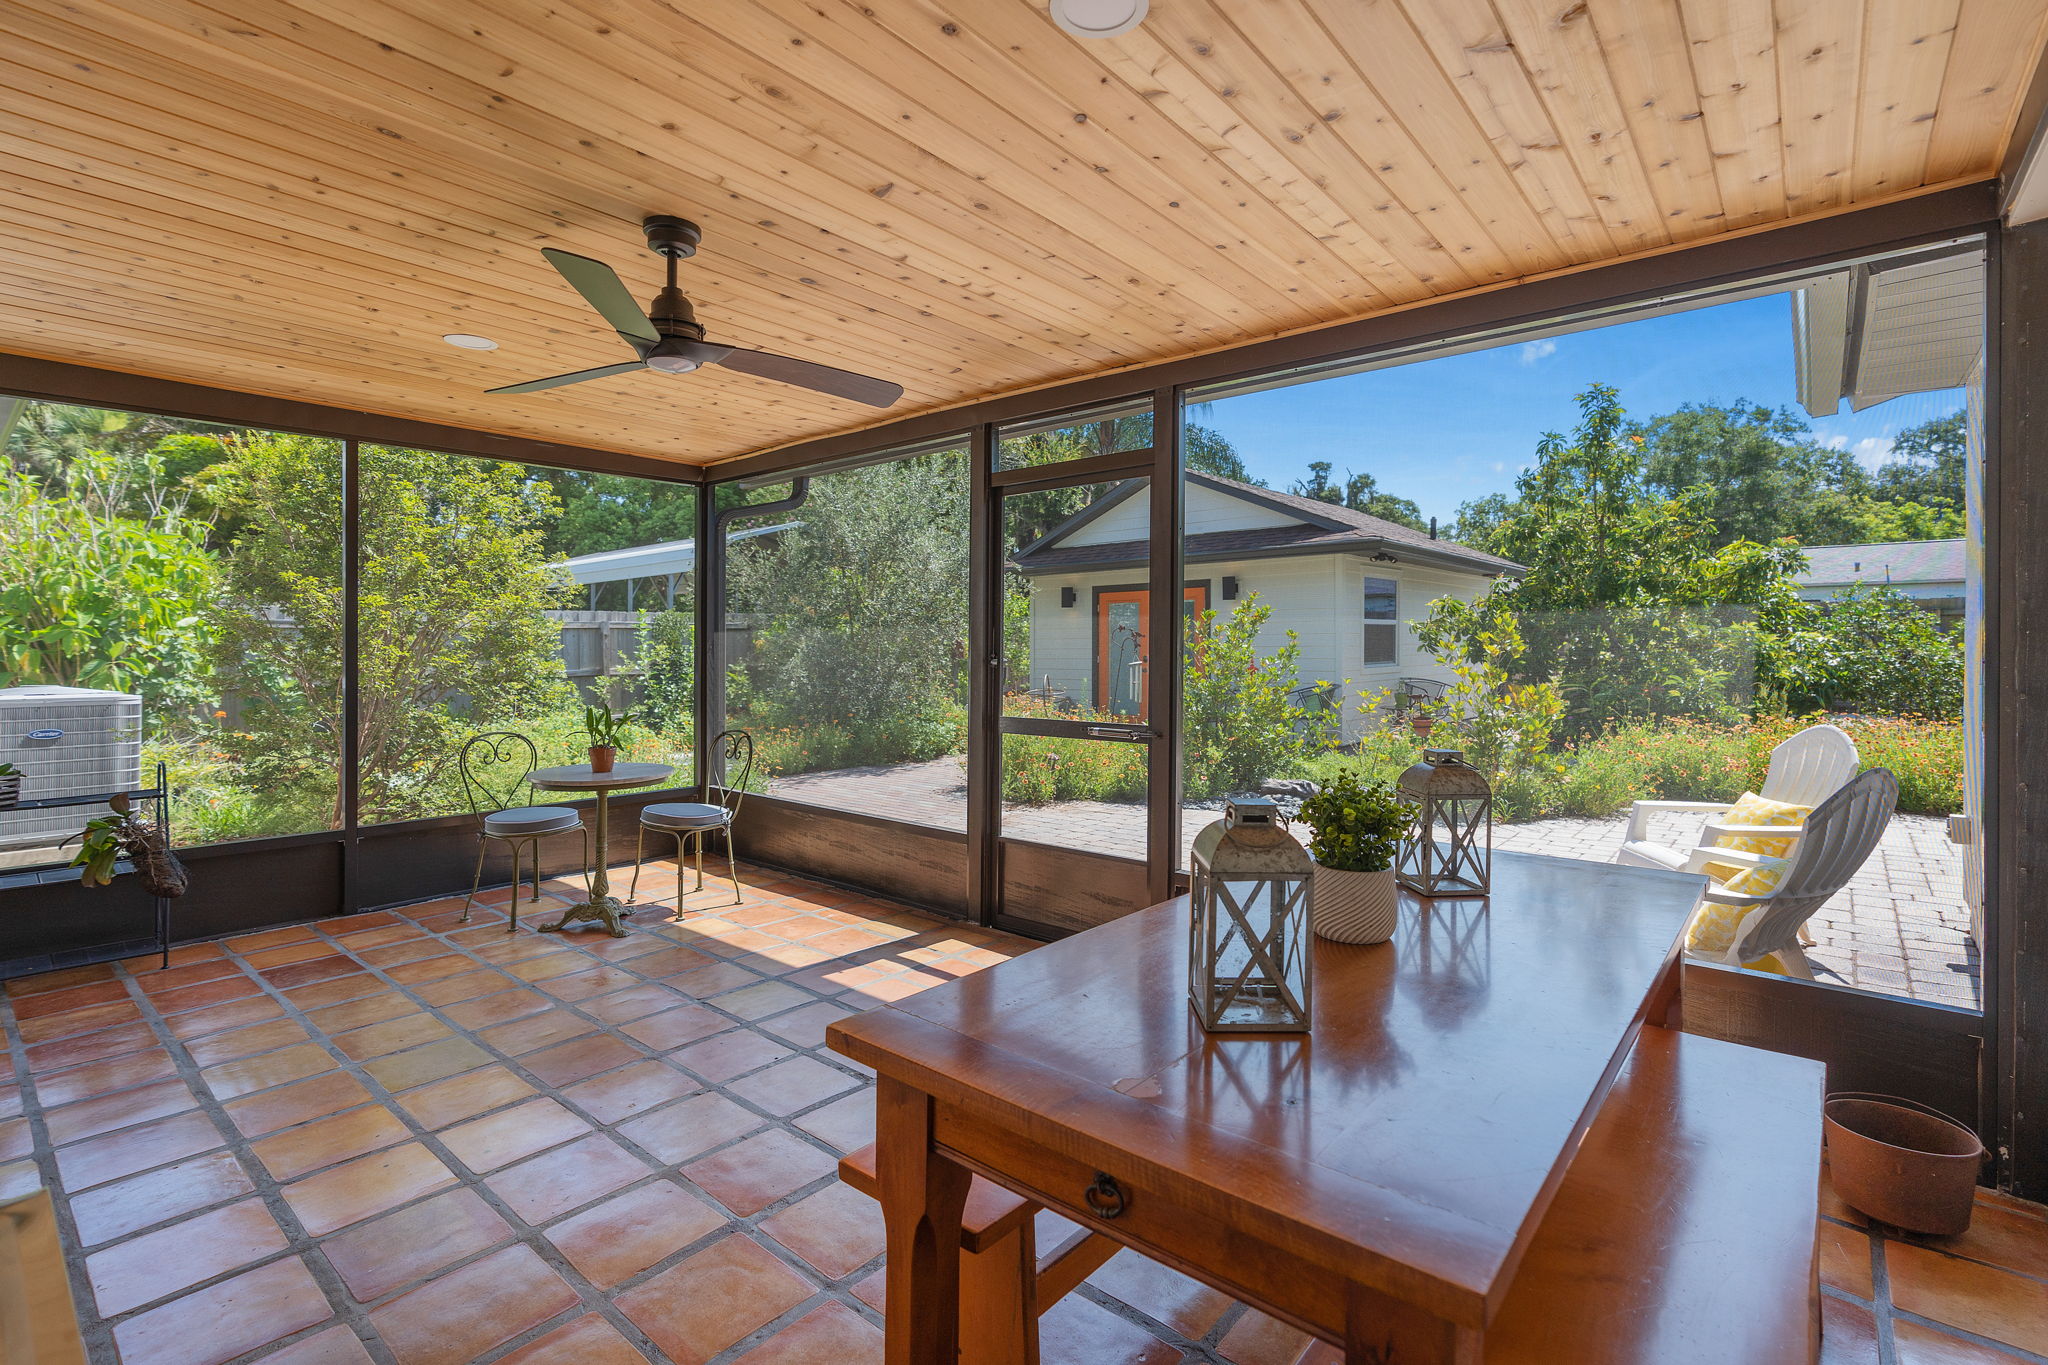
[1086,726,1153,742]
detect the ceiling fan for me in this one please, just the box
[488,216,903,408]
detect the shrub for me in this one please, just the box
[1767,587,1963,719]
[1181,596,1331,800]
[1298,772,1407,872]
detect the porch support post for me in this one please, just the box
[1145,386,1184,904]
[1993,217,2048,1196]
[967,422,999,925]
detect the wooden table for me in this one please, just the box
[527,762,673,938]
[828,852,1701,1365]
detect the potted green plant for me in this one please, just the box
[583,702,636,774]
[66,794,189,898]
[1298,771,1409,944]
[0,762,20,809]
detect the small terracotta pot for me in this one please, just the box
[588,745,617,774]
[1312,864,1399,944]
[1409,715,1437,738]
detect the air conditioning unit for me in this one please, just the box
[0,686,143,856]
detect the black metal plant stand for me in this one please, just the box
[0,761,174,978]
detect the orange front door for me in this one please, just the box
[1095,585,1208,718]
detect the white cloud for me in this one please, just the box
[1854,436,1894,468]
[1821,434,1849,450]
[1518,339,1557,365]
[1491,461,1507,474]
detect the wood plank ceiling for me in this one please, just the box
[1,0,2043,467]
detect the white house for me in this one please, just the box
[1792,539,1966,629]
[1010,473,1524,740]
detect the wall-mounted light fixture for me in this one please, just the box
[1049,0,1148,39]
[1222,577,1239,601]
[1061,587,1078,608]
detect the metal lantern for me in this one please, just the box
[1395,748,1492,897]
[1188,796,1314,1033]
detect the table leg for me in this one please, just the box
[878,1076,971,1365]
[1343,1281,1481,1365]
[539,789,630,937]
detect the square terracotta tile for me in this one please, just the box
[1906,1200,2048,1281]
[226,1072,377,1138]
[383,952,479,983]
[245,940,342,970]
[729,1302,881,1365]
[669,961,768,998]
[251,1103,413,1181]
[164,995,287,1041]
[1820,1294,1880,1365]
[581,983,686,1025]
[616,1233,814,1365]
[53,1109,229,1190]
[410,968,517,1006]
[494,1314,650,1365]
[790,1091,875,1154]
[1821,1220,1877,1298]
[440,1097,590,1172]
[1892,1316,2035,1363]
[68,1149,256,1246]
[229,926,319,952]
[201,1042,339,1100]
[479,1007,599,1056]
[1886,1240,2048,1355]
[134,959,245,995]
[17,998,144,1043]
[333,1013,455,1061]
[0,1118,25,1162]
[87,1198,288,1316]
[363,1037,492,1092]
[306,993,420,1035]
[621,945,721,979]
[333,924,426,951]
[489,1133,654,1224]
[368,1243,579,1365]
[153,975,269,1015]
[32,1048,179,1107]
[322,1186,514,1303]
[622,1004,733,1052]
[185,1017,315,1067]
[1088,1248,1236,1339]
[562,1059,699,1124]
[281,974,385,1010]
[7,962,116,996]
[281,1141,459,1236]
[709,981,815,1022]
[758,1001,858,1050]
[617,1092,766,1165]
[759,1181,885,1278]
[506,950,590,983]
[545,1179,725,1287]
[523,1033,645,1087]
[681,1129,838,1217]
[351,940,452,970]
[111,1256,332,1365]
[43,1076,197,1145]
[440,987,552,1030]
[392,1066,538,1129]
[534,964,644,1002]
[671,1029,795,1085]
[263,955,361,990]
[726,1057,864,1118]
[258,1325,378,1365]
[10,979,131,1019]
[25,1020,161,1073]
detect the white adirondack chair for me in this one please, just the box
[1614,722,1861,875]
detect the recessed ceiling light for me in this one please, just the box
[442,333,499,351]
[1049,0,1147,38]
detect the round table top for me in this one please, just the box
[528,762,676,792]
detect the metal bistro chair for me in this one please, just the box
[629,729,753,909]
[456,732,590,931]
[1687,767,1899,979]
[1396,676,1449,714]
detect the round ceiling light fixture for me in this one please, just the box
[441,333,499,350]
[1049,0,1147,39]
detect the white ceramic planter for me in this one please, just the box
[1312,864,1400,944]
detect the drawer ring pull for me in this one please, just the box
[1084,1172,1126,1219]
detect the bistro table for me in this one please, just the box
[526,761,674,938]
[828,852,1700,1365]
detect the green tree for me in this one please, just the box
[208,437,571,824]
[1770,587,1963,717]
[0,454,218,707]
[1290,462,1427,530]
[727,452,970,757]
[1635,400,1853,547]
[1872,412,1966,509]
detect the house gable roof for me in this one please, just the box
[1793,539,1965,588]
[1011,472,1525,578]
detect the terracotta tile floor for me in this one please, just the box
[3,859,2046,1365]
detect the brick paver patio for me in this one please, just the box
[768,759,1980,1008]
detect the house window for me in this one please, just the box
[1363,576,1398,665]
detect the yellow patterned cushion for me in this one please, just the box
[1683,859,1793,957]
[1699,791,1809,882]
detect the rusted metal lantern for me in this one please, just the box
[1395,748,1492,897]
[1188,796,1314,1033]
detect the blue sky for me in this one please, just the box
[1185,292,1969,527]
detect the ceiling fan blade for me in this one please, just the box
[486,361,646,395]
[540,248,660,345]
[713,348,903,407]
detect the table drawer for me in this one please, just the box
[933,1103,1350,1338]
